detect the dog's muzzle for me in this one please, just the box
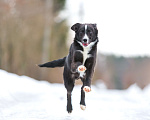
[82,39,89,46]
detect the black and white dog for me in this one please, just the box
[38,23,98,113]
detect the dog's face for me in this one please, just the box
[71,23,98,47]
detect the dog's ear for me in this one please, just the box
[92,24,98,35]
[92,24,97,30]
[71,23,81,32]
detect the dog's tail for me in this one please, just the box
[38,57,66,68]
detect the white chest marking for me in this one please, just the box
[77,46,91,65]
[82,47,91,65]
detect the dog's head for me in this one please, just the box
[71,23,98,47]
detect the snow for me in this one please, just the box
[0,69,150,120]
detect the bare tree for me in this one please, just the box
[42,0,53,63]
[41,0,53,78]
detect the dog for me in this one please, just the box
[38,23,98,113]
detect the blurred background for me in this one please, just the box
[0,0,150,89]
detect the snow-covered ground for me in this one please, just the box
[0,69,150,120]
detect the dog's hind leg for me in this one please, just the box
[64,79,74,113]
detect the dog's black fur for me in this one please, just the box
[38,23,98,113]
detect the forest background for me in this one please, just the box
[0,0,150,89]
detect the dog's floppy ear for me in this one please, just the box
[92,24,98,35]
[92,24,97,30]
[71,23,81,32]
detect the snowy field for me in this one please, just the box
[0,69,150,120]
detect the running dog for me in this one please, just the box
[38,23,98,113]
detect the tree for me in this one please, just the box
[0,0,68,83]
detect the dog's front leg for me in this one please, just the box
[83,57,95,93]
[71,50,83,73]
[82,68,93,92]
[71,62,82,73]
[80,84,86,110]
[80,68,93,111]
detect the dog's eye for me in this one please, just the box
[89,32,92,36]
[79,31,83,36]
[87,30,92,36]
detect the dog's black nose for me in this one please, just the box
[83,39,87,42]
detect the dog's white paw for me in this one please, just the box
[83,86,91,93]
[80,105,86,110]
[77,65,86,72]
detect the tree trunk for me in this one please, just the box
[41,0,53,79]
